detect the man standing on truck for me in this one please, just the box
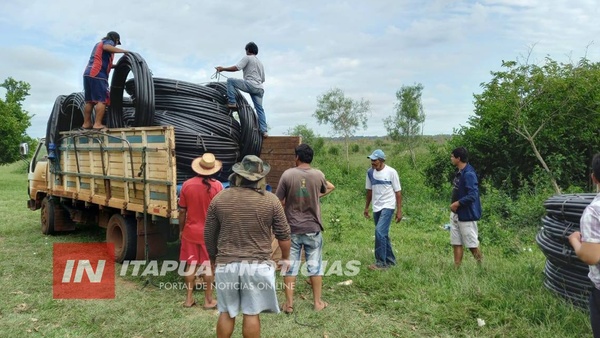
[82,31,128,130]
[205,155,291,338]
[215,42,268,138]
[178,153,223,309]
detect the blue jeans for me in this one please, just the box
[373,208,396,267]
[226,78,267,133]
[285,232,323,276]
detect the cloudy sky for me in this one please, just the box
[1,0,599,138]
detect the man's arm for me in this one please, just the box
[364,189,372,219]
[215,65,239,72]
[320,181,335,198]
[178,208,186,241]
[458,171,478,207]
[103,45,128,53]
[569,231,600,265]
[394,191,402,223]
[204,203,220,266]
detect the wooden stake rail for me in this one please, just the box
[49,126,178,218]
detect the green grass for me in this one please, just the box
[0,143,593,337]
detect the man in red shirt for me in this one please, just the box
[178,153,223,308]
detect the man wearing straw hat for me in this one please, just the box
[178,153,223,309]
[205,155,291,338]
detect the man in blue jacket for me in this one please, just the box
[449,147,483,267]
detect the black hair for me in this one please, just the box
[592,153,600,181]
[105,31,120,44]
[451,147,469,163]
[295,143,314,164]
[245,42,259,55]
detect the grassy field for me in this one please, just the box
[0,142,593,338]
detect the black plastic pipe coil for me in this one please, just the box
[537,193,598,308]
[47,53,265,184]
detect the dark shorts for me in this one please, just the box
[83,76,109,103]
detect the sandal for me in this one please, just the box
[280,303,293,315]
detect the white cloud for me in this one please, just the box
[1,0,600,139]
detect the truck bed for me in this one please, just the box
[51,126,178,219]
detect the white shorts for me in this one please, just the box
[450,212,479,248]
[214,262,280,318]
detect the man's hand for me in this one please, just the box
[364,208,370,219]
[279,259,291,274]
[395,211,402,223]
[450,201,460,213]
[215,66,224,72]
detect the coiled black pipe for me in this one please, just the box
[538,193,597,308]
[52,53,265,186]
[109,52,155,128]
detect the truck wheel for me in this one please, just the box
[106,214,137,263]
[40,197,55,235]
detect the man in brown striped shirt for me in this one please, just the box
[205,155,291,338]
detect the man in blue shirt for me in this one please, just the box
[449,147,483,267]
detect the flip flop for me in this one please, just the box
[183,301,196,308]
[202,302,217,310]
[280,303,293,315]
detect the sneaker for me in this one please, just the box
[261,132,269,139]
[368,264,388,271]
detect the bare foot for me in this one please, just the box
[314,301,328,311]
[92,124,108,130]
[281,303,294,314]
[81,124,93,129]
[203,299,217,310]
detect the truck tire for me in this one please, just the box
[40,196,55,235]
[106,214,137,263]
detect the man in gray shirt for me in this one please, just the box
[215,42,268,138]
[276,144,335,314]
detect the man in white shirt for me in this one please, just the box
[364,149,402,270]
[215,42,268,138]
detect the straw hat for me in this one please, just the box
[191,153,222,176]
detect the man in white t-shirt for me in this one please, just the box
[569,153,600,336]
[364,149,402,270]
[215,42,268,138]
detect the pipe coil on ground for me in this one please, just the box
[538,193,596,308]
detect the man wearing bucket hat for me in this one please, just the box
[364,149,402,270]
[178,153,223,309]
[205,155,291,338]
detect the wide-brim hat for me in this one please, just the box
[191,153,222,176]
[232,155,270,181]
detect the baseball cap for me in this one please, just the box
[367,149,386,160]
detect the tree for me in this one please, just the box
[0,77,32,164]
[384,83,426,168]
[448,53,600,195]
[287,124,317,146]
[314,88,369,168]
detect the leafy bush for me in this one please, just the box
[328,146,341,156]
[350,144,360,153]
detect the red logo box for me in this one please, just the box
[53,243,115,299]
